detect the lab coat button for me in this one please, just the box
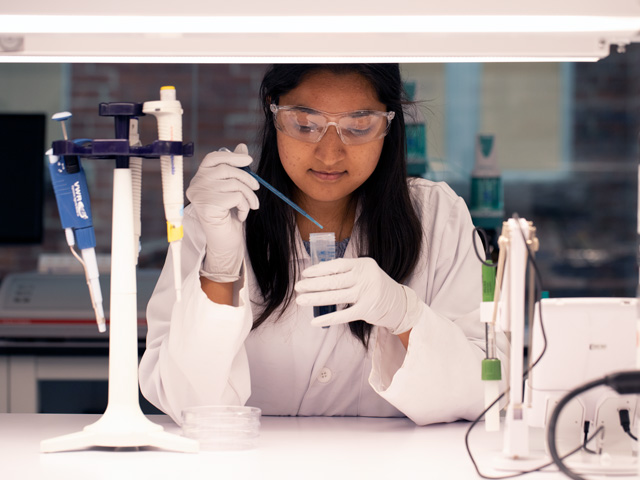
[317,367,332,384]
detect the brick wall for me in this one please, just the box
[573,47,637,162]
[0,64,268,278]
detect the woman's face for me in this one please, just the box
[276,71,386,209]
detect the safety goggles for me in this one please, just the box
[270,104,395,145]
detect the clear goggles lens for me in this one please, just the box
[270,104,395,145]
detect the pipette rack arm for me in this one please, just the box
[52,138,193,159]
[51,101,193,163]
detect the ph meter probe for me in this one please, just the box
[480,261,501,432]
[46,143,106,333]
[143,86,185,301]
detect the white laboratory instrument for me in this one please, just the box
[0,268,158,341]
[485,216,638,476]
[527,297,637,470]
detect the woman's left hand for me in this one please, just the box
[295,257,423,334]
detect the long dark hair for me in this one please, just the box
[245,64,422,347]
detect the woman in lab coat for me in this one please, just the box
[139,64,507,426]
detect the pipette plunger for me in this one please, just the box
[52,111,72,140]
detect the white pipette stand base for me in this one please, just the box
[40,412,197,452]
[41,169,197,454]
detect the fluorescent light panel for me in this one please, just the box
[0,56,601,64]
[0,31,614,61]
[0,11,638,62]
[0,14,639,34]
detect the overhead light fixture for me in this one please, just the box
[0,4,639,63]
[1,14,638,34]
[0,55,606,64]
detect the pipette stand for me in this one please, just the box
[41,102,197,453]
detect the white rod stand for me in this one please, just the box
[502,217,530,459]
[41,168,198,453]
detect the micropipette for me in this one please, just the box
[218,148,323,229]
[49,112,106,333]
[46,138,106,333]
[143,86,185,301]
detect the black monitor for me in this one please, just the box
[0,113,46,244]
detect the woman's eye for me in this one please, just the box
[344,115,381,137]
[347,126,373,137]
[295,123,318,134]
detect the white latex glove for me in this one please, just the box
[295,257,424,334]
[186,144,259,282]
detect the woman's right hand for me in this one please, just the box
[186,143,259,282]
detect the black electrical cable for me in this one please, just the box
[472,215,640,479]
[511,214,548,386]
[473,226,497,267]
[465,393,605,480]
[547,371,640,480]
[581,421,598,454]
[547,377,608,480]
[474,225,498,357]
[618,409,638,441]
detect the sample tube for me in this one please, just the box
[309,232,337,318]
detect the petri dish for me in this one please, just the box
[182,405,262,451]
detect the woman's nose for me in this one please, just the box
[314,125,345,164]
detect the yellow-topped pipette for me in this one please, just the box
[143,86,184,301]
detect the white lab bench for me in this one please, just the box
[2,414,634,480]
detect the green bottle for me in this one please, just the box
[470,135,504,230]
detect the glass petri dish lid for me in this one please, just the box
[182,405,262,451]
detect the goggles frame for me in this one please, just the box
[270,103,395,145]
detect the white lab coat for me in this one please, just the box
[139,177,508,426]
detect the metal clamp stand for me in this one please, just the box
[41,102,198,453]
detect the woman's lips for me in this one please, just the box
[310,170,345,181]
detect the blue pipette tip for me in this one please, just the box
[241,166,324,229]
[217,148,323,229]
